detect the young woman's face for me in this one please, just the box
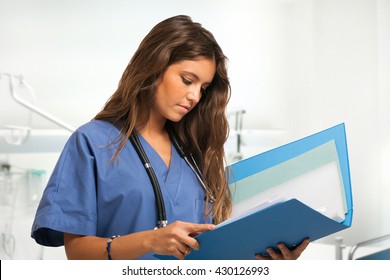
[153,57,216,123]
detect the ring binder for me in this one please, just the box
[156,123,353,260]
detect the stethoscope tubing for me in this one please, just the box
[129,130,214,229]
[130,132,167,229]
[170,132,215,202]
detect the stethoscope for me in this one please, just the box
[129,129,215,229]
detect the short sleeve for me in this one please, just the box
[31,129,99,246]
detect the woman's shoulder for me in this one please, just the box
[76,120,118,135]
[71,120,120,144]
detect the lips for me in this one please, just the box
[178,104,191,112]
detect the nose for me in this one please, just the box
[186,86,202,104]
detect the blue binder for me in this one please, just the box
[156,123,353,260]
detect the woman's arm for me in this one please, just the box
[64,221,215,260]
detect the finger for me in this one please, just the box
[277,243,293,259]
[180,233,201,251]
[266,247,281,260]
[186,245,191,254]
[255,254,271,260]
[170,221,215,235]
[293,238,310,256]
[176,245,191,259]
[189,232,201,237]
[277,238,310,260]
[179,222,216,251]
[174,248,185,260]
[178,244,191,255]
[190,223,216,233]
[183,245,191,256]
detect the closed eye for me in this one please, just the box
[182,77,192,85]
[182,75,208,96]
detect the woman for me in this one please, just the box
[31,15,309,260]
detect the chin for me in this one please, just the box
[167,114,185,123]
[168,117,183,123]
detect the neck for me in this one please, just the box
[138,111,167,139]
[137,112,172,168]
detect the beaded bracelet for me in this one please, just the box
[106,235,120,260]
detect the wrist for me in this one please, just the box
[106,235,120,260]
[141,230,156,254]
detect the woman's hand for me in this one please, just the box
[255,238,310,260]
[146,221,215,260]
[64,221,215,260]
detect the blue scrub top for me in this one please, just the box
[31,120,211,259]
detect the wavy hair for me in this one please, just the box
[94,15,231,223]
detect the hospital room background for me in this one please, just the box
[1,0,389,260]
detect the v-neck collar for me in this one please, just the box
[137,133,170,173]
[137,134,182,202]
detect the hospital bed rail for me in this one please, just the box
[348,234,390,260]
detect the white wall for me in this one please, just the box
[1,0,389,258]
[377,0,390,232]
[272,0,390,246]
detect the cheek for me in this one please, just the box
[157,76,173,96]
[154,91,167,111]
[163,83,184,102]
[154,85,174,113]
[156,71,188,104]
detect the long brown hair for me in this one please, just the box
[94,15,231,223]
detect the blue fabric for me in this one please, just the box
[31,120,211,259]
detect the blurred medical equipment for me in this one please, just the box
[0,72,75,134]
[225,109,288,165]
[0,163,17,259]
[0,163,47,259]
[348,234,390,260]
[0,72,74,153]
[0,72,73,259]
[227,109,246,162]
[0,73,35,145]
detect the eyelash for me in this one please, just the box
[182,77,192,85]
[181,77,207,95]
